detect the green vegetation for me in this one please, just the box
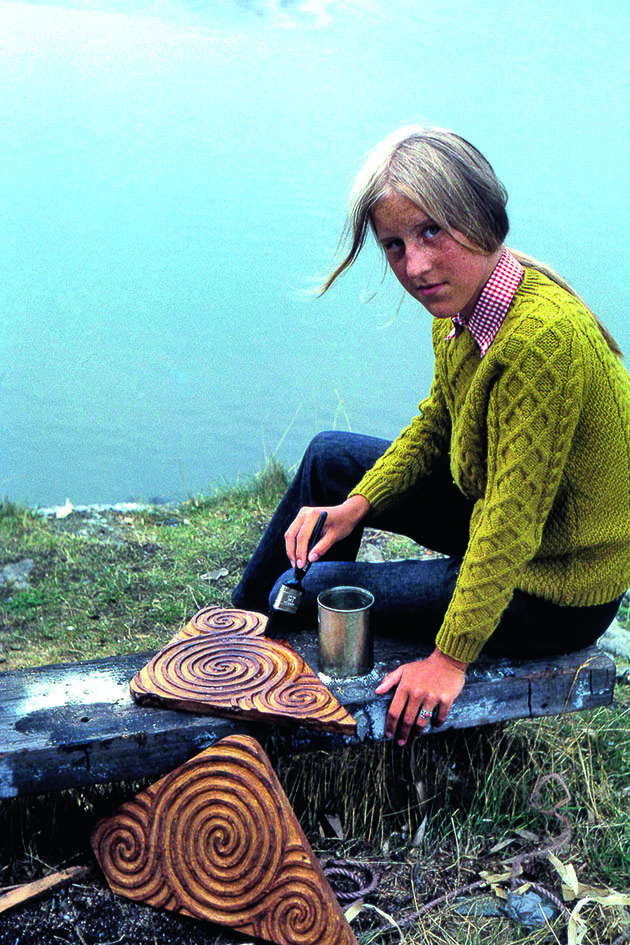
[1,466,629,944]
[0,461,291,670]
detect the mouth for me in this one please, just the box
[416,282,445,297]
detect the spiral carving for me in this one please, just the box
[91,736,358,945]
[130,633,356,736]
[175,606,267,643]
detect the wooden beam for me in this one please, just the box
[279,630,615,741]
[0,652,252,798]
[0,632,615,799]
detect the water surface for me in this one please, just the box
[1,0,628,505]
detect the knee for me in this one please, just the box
[306,430,355,458]
[231,584,246,608]
[303,430,360,473]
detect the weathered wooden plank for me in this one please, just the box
[324,643,615,740]
[0,636,615,798]
[273,630,615,739]
[0,653,250,798]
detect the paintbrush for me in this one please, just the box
[265,511,328,637]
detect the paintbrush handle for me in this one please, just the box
[294,510,328,582]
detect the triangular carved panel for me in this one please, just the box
[91,735,358,945]
[130,606,356,737]
[130,634,355,736]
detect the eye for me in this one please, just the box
[423,224,441,240]
[381,237,404,253]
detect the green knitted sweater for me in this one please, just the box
[350,268,630,663]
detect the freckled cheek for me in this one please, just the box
[388,261,411,289]
[445,247,483,285]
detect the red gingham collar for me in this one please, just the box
[447,248,524,356]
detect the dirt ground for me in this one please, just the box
[0,859,415,945]
[0,872,237,945]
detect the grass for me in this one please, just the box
[0,460,291,670]
[1,464,630,945]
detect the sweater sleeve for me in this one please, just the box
[348,376,452,512]
[435,317,588,663]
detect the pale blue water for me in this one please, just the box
[1,0,628,506]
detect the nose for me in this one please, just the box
[405,241,431,280]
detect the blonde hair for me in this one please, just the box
[321,126,621,356]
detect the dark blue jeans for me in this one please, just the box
[232,431,621,658]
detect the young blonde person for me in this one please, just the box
[234,127,630,744]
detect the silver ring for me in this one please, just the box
[418,709,431,719]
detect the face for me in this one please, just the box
[372,192,502,320]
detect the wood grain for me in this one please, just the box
[0,866,92,914]
[130,629,356,736]
[91,735,358,945]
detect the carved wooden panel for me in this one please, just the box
[130,635,356,736]
[130,606,356,737]
[91,735,358,945]
[175,605,267,642]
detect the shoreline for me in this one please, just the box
[35,499,177,519]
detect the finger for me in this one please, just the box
[375,667,402,695]
[294,511,323,568]
[284,508,315,568]
[284,529,300,568]
[397,695,426,746]
[384,687,408,740]
[307,527,335,564]
[433,700,451,728]
[413,702,436,736]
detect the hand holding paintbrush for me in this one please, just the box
[265,511,328,637]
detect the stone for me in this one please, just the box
[504,889,560,928]
[0,559,35,591]
[599,619,630,677]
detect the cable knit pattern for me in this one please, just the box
[350,269,630,662]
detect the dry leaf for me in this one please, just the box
[568,905,587,945]
[488,837,516,854]
[568,894,630,945]
[575,883,626,899]
[479,868,511,900]
[344,900,364,923]
[411,814,428,849]
[548,851,579,898]
[361,904,404,943]
[200,568,229,581]
[479,870,512,884]
[513,828,539,842]
[414,779,426,809]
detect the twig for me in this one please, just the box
[0,865,93,914]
